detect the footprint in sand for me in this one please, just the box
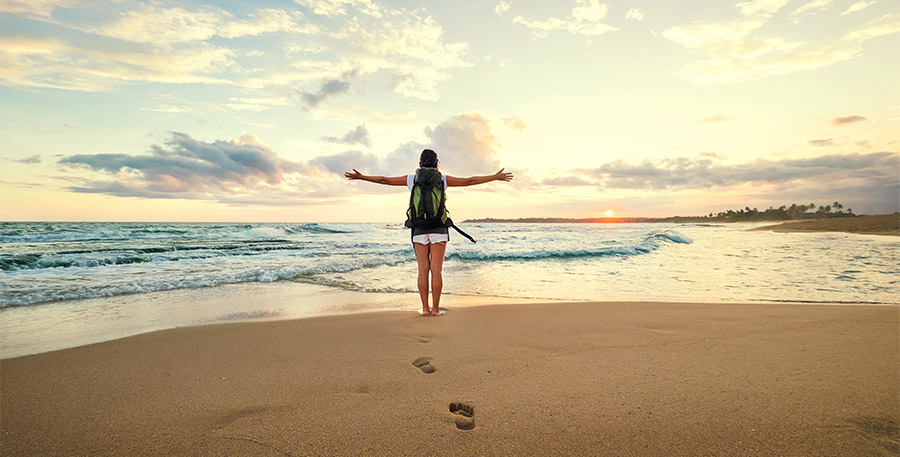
[450,402,475,430]
[412,357,436,374]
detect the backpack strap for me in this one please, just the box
[450,223,476,243]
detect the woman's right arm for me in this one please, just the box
[344,169,407,186]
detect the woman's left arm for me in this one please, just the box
[446,169,513,187]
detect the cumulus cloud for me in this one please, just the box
[312,113,502,177]
[509,0,618,39]
[571,152,898,191]
[59,132,306,199]
[502,116,527,131]
[832,115,866,125]
[625,8,644,21]
[322,125,372,147]
[423,114,502,176]
[662,1,882,84]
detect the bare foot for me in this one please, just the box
[421,308,431,316]
[430,309,441,316]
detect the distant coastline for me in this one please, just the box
[465,216,708,224]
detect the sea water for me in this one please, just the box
[1,221,898,356]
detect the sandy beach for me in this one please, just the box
[1,301,897,456]
[752,213,900,236]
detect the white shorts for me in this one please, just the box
[412,233,449,245]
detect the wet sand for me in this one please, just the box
[752,213,900,236]
[1,301,898,456]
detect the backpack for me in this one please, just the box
[405,168,476,242]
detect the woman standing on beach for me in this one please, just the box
[345,149,513,316]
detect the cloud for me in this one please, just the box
[842,1,876,15]
[59,132,307,199]
[663,2,874,84]
[787,0,833,24]
[80,4,317,45]
[225,96,293,112]
[423,114,502,176]
[694,113,730,124]
[501,116,527,131]
[0,0,468,105]
[312,113,502,177]
[141,104,192,113]
[494,1,511,16]
[301,75,353,108]
[509,0,618,39]
[542,176,593,186]
[220,8,320,38]
[569,152,897,191]
[296,0,382,18]
[322,125,372,147]
[842,14,900,43]
[734,0,791,17]
[343,8,471,100]
[625,8,644,21]
[10,155,42,164]
[0,0,72,18]
[0,35,235,92]
[807,138,835,147]
[832,115,866,125]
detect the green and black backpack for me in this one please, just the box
[405,168,476,242]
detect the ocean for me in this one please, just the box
[1,221,898,357]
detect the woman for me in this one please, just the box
[344,149,513,316]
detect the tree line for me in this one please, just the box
[703,202,854,222]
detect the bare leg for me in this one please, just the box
[429,242,447,315]
[413,242,431,315]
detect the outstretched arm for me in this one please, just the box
[446,169,513,187]
[344,169,407,186]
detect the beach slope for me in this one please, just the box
[752,213,900,236]
[2,302,898,456]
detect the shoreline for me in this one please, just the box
[4,290,896,360]
[2,300,897,456]
[750,213,899,236]
[0,283,569,359]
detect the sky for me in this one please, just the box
[0,0,898,222]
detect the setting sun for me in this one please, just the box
[605,210,615,217]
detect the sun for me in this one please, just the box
[604,209,614,217]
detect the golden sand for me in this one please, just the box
[752,213,899,236]
[2,302,898,456]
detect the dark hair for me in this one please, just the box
[419,149,439,168]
